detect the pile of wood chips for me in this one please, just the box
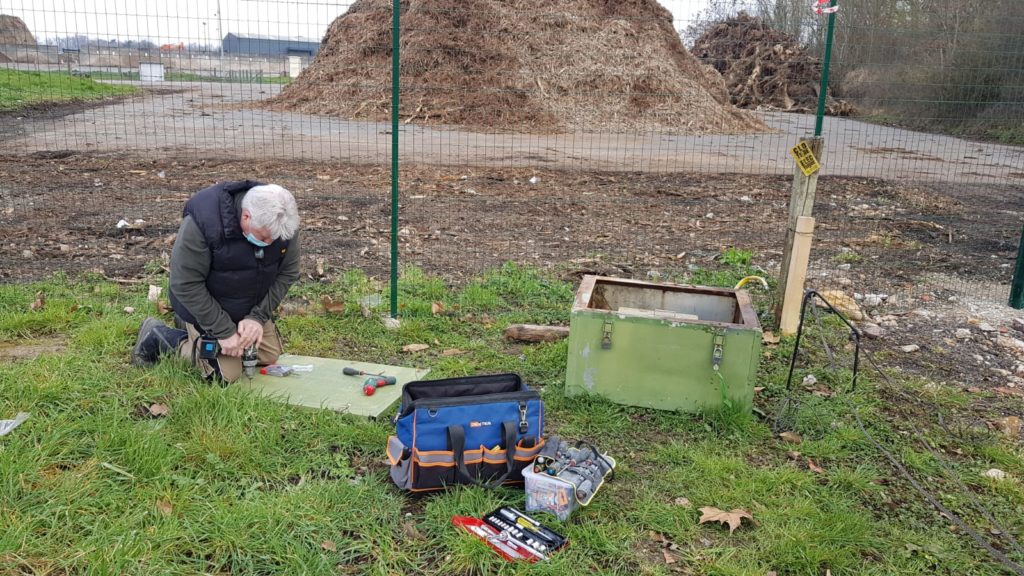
[267,0,768,135]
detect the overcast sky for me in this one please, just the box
[1,0,711,45]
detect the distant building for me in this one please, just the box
[221,33,320,57]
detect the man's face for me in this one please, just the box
[240,210,274,244]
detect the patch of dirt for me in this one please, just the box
[0,337,67,361]
[1,152,1019,298]
[267,0,766,134]
[692,12,852,115]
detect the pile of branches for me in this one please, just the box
[692,12,852,115]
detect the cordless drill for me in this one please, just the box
[361,375,397,396]
[242,344,258,381]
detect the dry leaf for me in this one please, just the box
[807,458,825,474]
[779,431,802,444]
[649,531,669,543]
[156,500,173,517]
[754,386,766,393]
[763,331,781,345]
[786,450,801,460]
[148,403,170,417]
[673,497,692,508]
[315,258,326,277]
[124,306,136,313]
[994,416,1022,439]
[147,285,162,302]
[966,387,983,393]
[69,304,80,313]
[321,540,337,552]
[402,343,429,353]
[321,295,345,314]
[156,300,171,315]
[431,301,445,315]
[441,348,465,357]
[698,506,754,534]
[993,387,1024,398]
[30,291,45,311]
[662,549,677,565]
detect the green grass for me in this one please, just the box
[86,70,292,85]
[0,69,138,111]
[1,265,1022,575]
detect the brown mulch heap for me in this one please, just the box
[267,0,767,134]
[0,14,36,46]
[692,12,852,115]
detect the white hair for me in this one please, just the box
[241,184,300,240]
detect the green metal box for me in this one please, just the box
[565,276,763,413]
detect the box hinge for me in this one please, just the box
[712,333,725,371]
[600,320,614,350]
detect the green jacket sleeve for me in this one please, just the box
[246,230,301,324]
[168,216,237,339]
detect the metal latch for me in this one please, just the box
[600,320,613,350]
[712,333,725,371]
[518,401,528,434]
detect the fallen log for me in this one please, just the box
[503,324,570,343]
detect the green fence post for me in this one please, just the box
[389,0,400,318]
[814,0,838,138]
[1011,226,1024,309]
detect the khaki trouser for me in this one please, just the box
[179,319,283,383]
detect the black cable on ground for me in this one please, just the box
[779,291,1024,575]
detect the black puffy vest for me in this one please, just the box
[170,180,290,328]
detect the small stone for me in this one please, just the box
[863,294,886,308]
[900,345,920,353]
[836,277,853,287]
[21,249,33,258]
[1012,318,1024,333]
[978,323,997,333]
[991,368,1012,377]
[837,263,852,271]
[802,374,818,386]
[984,468,1008,481]
[860,323,884,339]
[59,244,71,252]
[996,336,1024,356]
[973,355,985,363]
[381,317,401,330]
[955,329,972,340]
[1015,364,1024,376]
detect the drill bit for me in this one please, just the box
[242,344,258,381]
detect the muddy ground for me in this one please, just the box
[1,151,1019,286]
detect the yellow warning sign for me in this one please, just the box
[789,141,821,176]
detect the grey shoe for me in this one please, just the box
[131,317,186,367]
[132,317,166,367]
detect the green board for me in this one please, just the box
[235,354,429,418]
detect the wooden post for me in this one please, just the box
[775,136,824,325]
[780,216,816,336]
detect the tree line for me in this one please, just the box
[687,0,1024,143]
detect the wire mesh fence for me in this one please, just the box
[0,0,1022,315]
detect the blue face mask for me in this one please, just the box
[246,233,270,248]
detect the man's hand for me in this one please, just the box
[237,318,264,350]
[218,333,244,357]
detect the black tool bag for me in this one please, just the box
[386,374,545,492]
